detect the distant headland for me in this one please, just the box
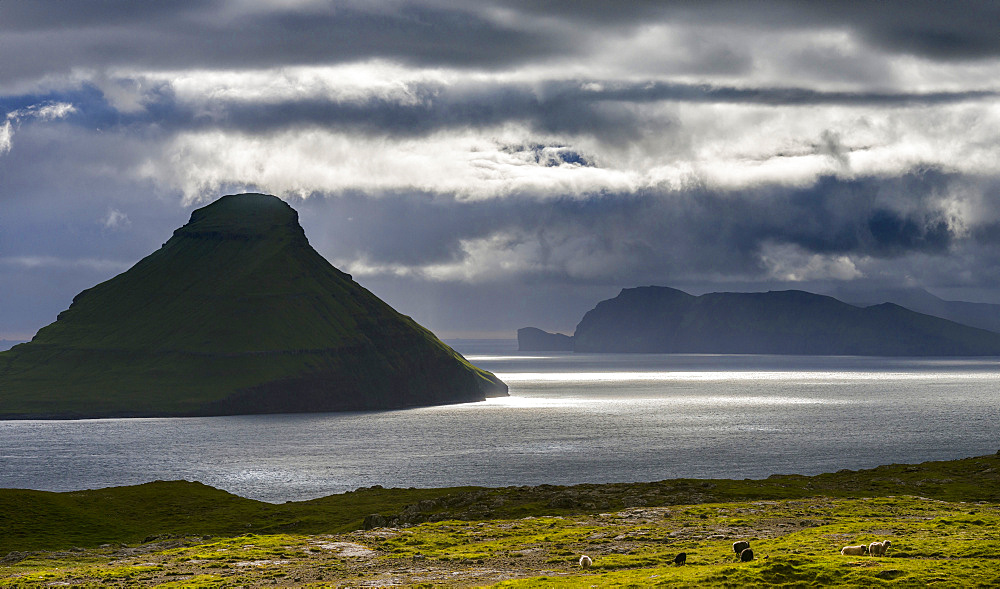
[519,286,1000,356]
[0,193,507,419]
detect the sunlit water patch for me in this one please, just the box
[1,351,998,502]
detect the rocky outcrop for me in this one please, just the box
[517,327,574,351]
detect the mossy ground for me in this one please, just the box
[3,453,1000,587]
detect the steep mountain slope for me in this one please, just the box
[0,193,506,418]
[569,286,1000,355]
[828,286,1000,334]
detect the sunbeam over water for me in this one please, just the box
[1,351,998,503]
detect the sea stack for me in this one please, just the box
[0,193,507,418]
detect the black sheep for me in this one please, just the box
[740,548,754,562]
[733,541,750,555]
[674,552,686,566]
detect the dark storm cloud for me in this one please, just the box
[503,0,1000,60]
[297,168,971,286]
[201,81,997,138]
[851,2,1000,61]
[0,1,565,87]
[593,82,999,107]
[867,209,953,254]
[4,0,999,92]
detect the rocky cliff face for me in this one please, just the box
[0,193,506,418]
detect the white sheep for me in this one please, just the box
[841,545,868,556]
[579,555,592,569]
[869,540,892,557]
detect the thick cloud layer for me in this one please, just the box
[3,1,1000,339]
[4,1,1000,86]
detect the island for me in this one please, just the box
[519,285,1000,356]
[0,193,507,419]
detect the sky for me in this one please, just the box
[3,1,1000,341]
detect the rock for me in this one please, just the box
[0,551,30,564]
[362,514,388,530]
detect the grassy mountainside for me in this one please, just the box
[0,193,505,418]
[572,286,1000,355]
[2,453,999,586]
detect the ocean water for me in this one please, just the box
[1,343,999,503]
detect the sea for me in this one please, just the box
[1,340,998,503]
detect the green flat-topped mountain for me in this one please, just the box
[0,193,507,419]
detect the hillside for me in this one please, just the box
[829,285,1000,334]
[0,193,506,418]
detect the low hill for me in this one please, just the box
[516,327,573,351]
[0,193,506,418]
[521,286,1000,355]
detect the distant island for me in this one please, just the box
[516,327,574,352]
[0,193,507,419]
[519,286,1000,356]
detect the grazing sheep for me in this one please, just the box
[674,552,687,566]
[740,548,754,562]
[869,540,892,557]
[841,545,868,556]
[733,541,750,555]
[579,555,592,569]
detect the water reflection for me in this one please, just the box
[1,353,998,502]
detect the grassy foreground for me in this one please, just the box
[2,452,999,587]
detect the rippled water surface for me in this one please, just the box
[2,344,998,502]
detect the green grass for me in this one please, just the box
[3,493,999,587]
[0,480,494,554]
[2,451,998,556]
